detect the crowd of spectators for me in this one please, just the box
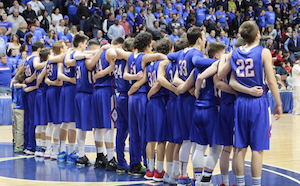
[2,0,300,92]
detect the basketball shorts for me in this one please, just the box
[234,96,271,151]
[59,84,76,123]
[46,86,61,124]
[34,91,47,126]
[166,97,182,144]
[75,92,93,131]
[177,95,195,140]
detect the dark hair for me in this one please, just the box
[207,42,226,58]
[19,73,26,83]
[111,37,124,45]
[87,39,100,50]
[156,39,173,55]
[25,33,33,44]
[73,34,89,47]
[7,48,15,57]
[122,38,134,52]
[234,38,246,48]
[187,27,202,46]
[239,21,259,44]
[174,38,189,52]
[134,32,152,52]
[20,44,27,52]
[32,41,44,52]
[39,47,50,61]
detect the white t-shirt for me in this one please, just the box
[51,13,63,26]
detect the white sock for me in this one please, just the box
[69,143,75,153]
[157,161,164,173]
[60,140,66,152]
[147,159,155,172]
[107,148,114,161]
[46,140,51,151]
[78,144,85,157]
[173,160,180,176]
[77,130,86,157]
[236,175,245,186]
[180,162,188,177]
[195,171,202,182]
[97,147,104,153]
[222,174,229,186]
[36,139,42,147]
[166,162,173,175]
[53,142,59,154]
[252,177,261,186]
[42,139,46,147]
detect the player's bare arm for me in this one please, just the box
[115,48,131,60]
[57,63,76,84]
[213,74,237,96]
[262,48,283,119]
[172,68,185,87]
[86,45,110,70]
[93,48,116,79]
[218,52,232,79]
[128,70,147,96]
[48,52,66,63]
[229,71,263,97]
[177,69,195,94]
[157,59,178,95]
[33,57,46,70]
[142,53,168,69]
[123,61,143,81]
[64,49,76,66]
[147,83,161,100]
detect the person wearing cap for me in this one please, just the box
[64,15,71,29]
[292,56,300,114]
[90,10,102,38]
[107,18,125,41]
[119,13,130,35]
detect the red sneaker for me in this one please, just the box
[153,170,165,182]
[220,183,232,186]
[144,169,154,180]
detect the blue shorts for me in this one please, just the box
[75,92,93,131]
[189,106,219,146]
[59,84,76,123]
[92,87,117,129]
[146,96,168,143]
[116,92,128,129]
[166,97,182,144]
[46,86,61,124]
[234,96,271,151]
[34,91,47,126]
[214,102,235,146]
[177,95,195,140]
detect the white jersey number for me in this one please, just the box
[236,58,255,77]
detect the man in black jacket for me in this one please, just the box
[231,11,242,35]
[287,31,300,62]
[168,14,182,34]
[90,10,102,38]
[76,0,90,34]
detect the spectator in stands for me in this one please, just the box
[292,57,300,114]
[0,36,5,56]
[231,11,242,35]
[160,29,170,40]
[266,39,275,51]
[102,0,112,14]
[45,30,55,48]
[16,22,27,45]
[49,20,57,33]
[0,13,13,39]
[33,20,46,42]
[9,1,25,14]
[0,55,13,94]
[64,16,71,29]
[164,1,173,17]
[107,18,125,40]
[215,5,227,30]
[27,0,45,15]
[179,27,187,38]
[42,0,54,18]
[93,30,107,44]
[58,27,72,42]
[8,34,21,55]
[127,5,135,33]
[148,21,161,41]
[23,4,37,25]
[7,48,18,76]
[38,10,50,33]
[285,61,292,73]
[136,1,144,15]
[67,0,80,25]
[116,0,126,10]
[7,9,26,36]
[275,74,287,91]
[119,13,130,36]
[170,29,179,43]
[228,0,237,14]
[125,0,135,16]
[70,25,78,38]
[135,8,145,32]
[51,8,63,26]
[168,14,182,34]
[277,62,289,77]
[56,19,66,33]
[266,5,276,30]
[220,30,230,51]
[102,0,116,13]
[116,9,123,21]
[206,30,217,44]
[90,10,102,38]
[145,8,155,29]
[102,13,114,38]
[0,27,8,43]
[0,2,6,16]
[24,33,33,55]
[77,0,90,33]
[159,16,167,31]
[285,31,300,62]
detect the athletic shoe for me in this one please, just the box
[25,150,35,155]
[44,148,52,159]
[177,175,191,186]
[106,157,118,171]
[153,170,165,182]
[163,172,170,182]
[129,162,146,176]
[67,151,78,164]
[57,151,67,162]
[168,174,178,185]
[14,147,23,153]
[77,155,90,166]
[191,178,196,186]
[94,153,107,168]
[51,152,58,160]
[220,183,230,186]
[144,169,155,180]
[116,165,130,173]
[35,147,44,157]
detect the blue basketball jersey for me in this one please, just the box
[46,60,58,82]
[24,56,37,87]
[75,58,94,93]
[177,48,203,81]
[114,59,130,93]
[194,67,219,108]
[36,67,48,93]
[230,45,267,98]
[146,60,166,98]
[94,49,115,88]
[63,52,76,86]
[220,71,236,104]
[166,59,178,99]
[128,52,148,93]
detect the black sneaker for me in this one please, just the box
[129,162,145,176]
[106,157,118,171]
[94,153,107,168]
[77,155,90,166]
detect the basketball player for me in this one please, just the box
[218,21,282,186]
[156,38,189,184]
[114,38,135,173]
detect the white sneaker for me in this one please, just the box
[168,174,178,185]
[51,152,58,160]
[163,173,170,183]
[25,150,35,155]
[44,148,52,159]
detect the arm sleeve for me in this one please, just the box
[167,51,179,62]
[192,56,217,68]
